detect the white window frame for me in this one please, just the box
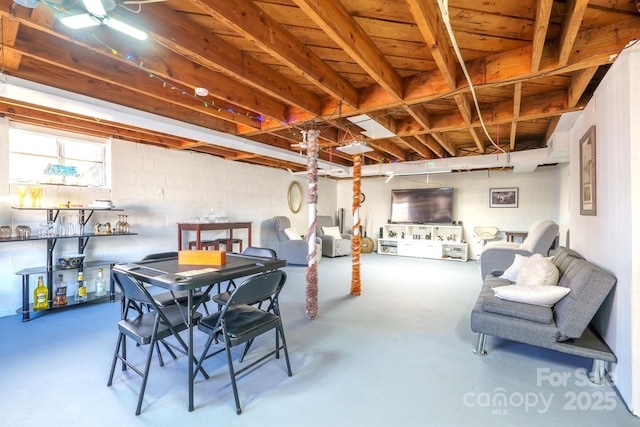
[8,123,111,188]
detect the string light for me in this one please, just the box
[88,34,269,124]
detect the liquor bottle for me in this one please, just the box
[75,271,87,302]
[53,274,67,307]
[95,268,107,297]
[33,276,48,311]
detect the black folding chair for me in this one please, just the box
[210,246,278,309]
[194,269,292,415]
[107,270,206,415]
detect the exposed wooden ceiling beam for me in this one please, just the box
[187,0,359,108]
[558,0,590,67]
[430,132,457,157]
[136,3,322,118]
[530,0,553,73]
[510,82,523,151]
[293,0,404,101]
[406,0,457,90]
[368,138,408,161]
[414,134,445,158]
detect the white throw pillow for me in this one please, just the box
[493,284,570,307]
[500,254,528,282]
[516,253,559,287]
[322,226,342,240]
[284,227,302,240]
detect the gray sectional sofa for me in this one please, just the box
[470,246,617,382]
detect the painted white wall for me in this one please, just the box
[0,131,336,317]
[336,167,562,260]
[567,42,639,415]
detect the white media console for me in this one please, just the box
[377,223,468,262]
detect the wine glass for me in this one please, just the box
[17,185,27,208]
[121,215,130,234]
[29,186,39,208]
[114,215,123,234]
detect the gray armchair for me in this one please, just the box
[273,216,322,266]
[316,215,352,258]
[479,220,559,278]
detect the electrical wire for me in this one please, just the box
[436,0,505,154]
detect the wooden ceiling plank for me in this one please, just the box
[368,138,407,161]
[11,29,260,129]
[468,128,485,153]
[543,115,561,143]
[187,0,359,107]
[0,100,204,149]
[292,0,404,100]
[138,3,321,118]
[406,0,457,90]
[13,57,239,134]
[543,17,639,72]
[430,132,457,157]
[0,16,21,70]
[530,0,553,72]
[557,0,590,67]
[396,89,568,137]
[509,121,518,152]
[404,136,435,159]
[415,134,445,158]
[405,105,431,130]
[453,94,485,153]
[511,82,523,151]
[1,5,285,127]
[568,66,598,108]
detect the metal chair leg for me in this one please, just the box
[274,324,292,376]
[239,339,254,362]
[225,341,243,415]
[134,342,154,416]
[107,333,124,386]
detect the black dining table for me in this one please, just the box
[112,252,287,411]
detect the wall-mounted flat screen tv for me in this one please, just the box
[390,187,454,224]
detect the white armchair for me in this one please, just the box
[316,215,352,258]
[479,220,559,278]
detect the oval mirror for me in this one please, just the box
[288,181,303,213]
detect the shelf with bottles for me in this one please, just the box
[26,291,116,315]
[17,262,118,321]
[8,206,135,321]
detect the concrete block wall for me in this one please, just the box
[0,133,336,317]
[337,166,563,260]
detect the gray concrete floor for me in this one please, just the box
[1,253,638,427]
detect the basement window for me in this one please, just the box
[8,124,110,188]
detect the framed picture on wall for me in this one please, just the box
[580,126,597,216]
[490,187,518,208]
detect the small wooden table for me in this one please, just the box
[177,222,252,250]
[505,231,528,243]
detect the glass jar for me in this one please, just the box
[0,226,11,239]
[16,225,31,239]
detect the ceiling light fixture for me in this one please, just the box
[59,0,148,41]
[336,140,373,155]
[13,0,39,8]
[347,114,395,139]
